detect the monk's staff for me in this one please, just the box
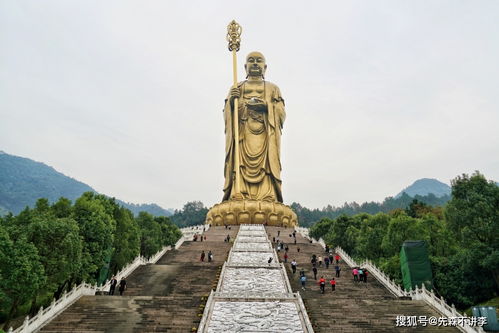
[227,20,242,197]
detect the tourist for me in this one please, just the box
[284,252,288,263]
[329,253,334,265]
[297,247,300,252]
[311,254,317,266]
[358,268,364,282]
[312,266,318,280]
[278,230,280,237]
[109,276,117,295]
[268,257,273,265]
[318,256,323,267]
[300,275,307,290]
[291,260,297,274]
[330,278,336,291]
[335,254,340,264]
[285,245,289,252]
[364,270,368,283]
[118,277,127,296]
[208,250,213,262]
[200,250,205,262]
[352,268,358,282]
[299,269,305,277]
[319,276,326,294]
[324,256,330,269]
[325,245,329,253]
[335,265,341,277]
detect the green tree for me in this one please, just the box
[26,216,82,300]
[137,211,163,258]
[445,172,499,291]
[110,207,140,273]
[0,227,45,329]
[72,192,115,284]
[51,197,73,218]
[170,201,208,227]
[356,213,390,259]
[155,216,182,247]
[381,212,425,256]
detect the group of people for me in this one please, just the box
[200,250,214,262]
[352,267,369,283]
[108,276,127,296]
[193,234,206,242]
[290,249,346,294]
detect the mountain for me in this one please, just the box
[396,178,451,198]
[0,151,173,216]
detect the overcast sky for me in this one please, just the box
[1,0,498,210]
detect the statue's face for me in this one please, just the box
[245,52,267,78]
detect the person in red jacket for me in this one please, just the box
[330,278,336,291]
[318,276,326,294]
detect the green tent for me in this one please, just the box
[400,240,433,291]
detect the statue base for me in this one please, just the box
[205,199,298,227]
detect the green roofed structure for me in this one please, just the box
[400,240,433,291]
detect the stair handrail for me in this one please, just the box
[296,292,315,333]
[359,258,407,298]
[9,282,97,333]
[333,246,359,268]
[408,284,485,333]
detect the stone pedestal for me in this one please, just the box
[205,199,298,227]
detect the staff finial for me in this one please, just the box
[227,20,242,52]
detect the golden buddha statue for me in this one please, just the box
[206,50,297,227]
[223,51,285,203]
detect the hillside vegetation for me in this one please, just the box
[308,171,499,311]
[0,192,181,330]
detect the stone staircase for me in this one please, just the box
[266,226,459,332]
[39,226,239,333]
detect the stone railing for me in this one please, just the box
[408,284,485,333]
[296,292,315,332]
[197,290,215,332]
[9,283,97,333]
[358,258,407,298]
[9,224,201,333]
[333,246,358,268]
[179,224,210,240]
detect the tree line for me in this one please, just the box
[308,172,498,310]
[291,192,451,227]
[0,192,182,330]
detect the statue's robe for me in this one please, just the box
[223,80,286,202]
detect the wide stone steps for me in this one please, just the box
[267,226,459,332]
[39,226,238,333]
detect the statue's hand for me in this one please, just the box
[229,87,241,104]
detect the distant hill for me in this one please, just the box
[0,151,173,216]
[396,178,451,198]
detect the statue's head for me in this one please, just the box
[245,51,267,79]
